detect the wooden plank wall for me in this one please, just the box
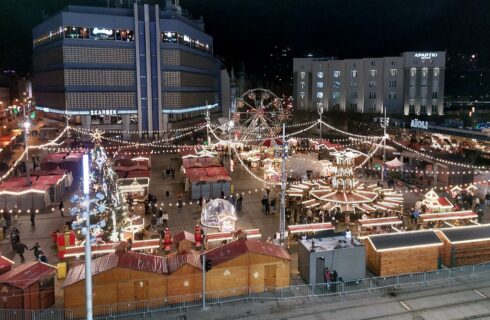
[452,240,490,267]
[378,247,439,276]
[365,241,380,275]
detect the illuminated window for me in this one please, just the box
[422,67,428,77]
[411,68,416,77]
[390,69,397,77]
[300,92,305,99]
[300,72,305,79]
[333,71,341,78]
[332,92,340,99]
[317,92,324,99]
[316,82,323,88]
[370,70,377,77]
[351,70,358,78]
[332,81,340,89]
[317,72,324,78]
[434,67,440,77]
[300,82,305,89]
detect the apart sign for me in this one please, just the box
[90,110,117,116]
[414,53,438,59]
[410,119,428,130]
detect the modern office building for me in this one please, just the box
[32,1,221,139]
[293,51,445,116]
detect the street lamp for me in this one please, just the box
[317,106,324,140]
[380,106,389,182]
[23,121,31,186]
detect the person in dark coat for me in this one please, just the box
[30,210,36,226]
[10,227,20,250]
[30,242,41,259]
[15,242,28,262]
[59,201,64,217]
[38,251,48,263]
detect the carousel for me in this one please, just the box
[287,149,403,215]
[201,198,238,232]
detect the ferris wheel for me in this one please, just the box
[232,88,290,141]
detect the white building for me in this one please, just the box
[293,51,445,116]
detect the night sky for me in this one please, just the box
[1,0,489,94]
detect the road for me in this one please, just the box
[144,273,490,320]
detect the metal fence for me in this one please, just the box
[4,262,490,319]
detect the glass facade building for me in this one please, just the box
[32,2,221,138]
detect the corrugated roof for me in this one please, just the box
[174,231,195,243]
[204,239,290,266]
[441,225,490,243]
[0,262,56,289]
[167,251,202,273]
[368,230,442,251]
[62,251,167,288]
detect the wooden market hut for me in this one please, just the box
[0,262,56,310]
[203,238,291,297]
[63,251,168,317]
[166,250,202,302]
[365,230,443,276]
[0,255,14,275]
[437,225,490,267]
[173,231,196,252]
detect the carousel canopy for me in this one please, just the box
[257,138,283,147]
[385,157,402,168]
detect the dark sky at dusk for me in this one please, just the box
[1,0,489,77]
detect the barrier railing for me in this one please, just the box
[5,261,490,319]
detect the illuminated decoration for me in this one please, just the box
[92,28,113,36]
[90,110,117,116]
[90,129,104,143]
[232,88,291,141]
[287,149,403,213]
[70,137,130,243]
[201,199,238,232]
[420,189,453,213]
[161,103,218,114]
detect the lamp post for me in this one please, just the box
[381,105,389,182]
[279,123,287,245]
[23,121,31,186]
[66,112,71,139]
[317,106,324,140]
[82,154,93,320]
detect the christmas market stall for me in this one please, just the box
[41,152,83,176]
[63,251,168,317]
[184,165,231,200]
[437,225,490,267]
[365,230,443,276]
[204,238,291,296]
[165,250,202,303]
[0,262,56,310]
[0,255,14,275]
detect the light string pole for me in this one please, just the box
[82,154,93,320]
[381,105,389,182]
[23,121,31,186]
[279,123,287,245]
[205,107,210,145]
[318,105,323,140]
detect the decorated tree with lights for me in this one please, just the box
[70,129,130,243]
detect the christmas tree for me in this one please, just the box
[70,129,130,243]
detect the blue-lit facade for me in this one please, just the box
[32,3,220,138]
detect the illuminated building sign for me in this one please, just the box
[414,53,438,59]
[92,28,113,36]
[410,119,428,130]
[90,110,117,116]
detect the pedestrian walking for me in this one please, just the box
[30,242,41,259]
[178,197,183,209]
[486,192,490,206]
[38,251,48,263]
[10,227,20,250]
[266,188,270,199]
[162,211,168,228]
[237,195,243,212]
[270,197,276,215]
[265,200,270,215]
[4,210,11,228]
[171,167,175,179]
[166,190,170,198]
[15,242,28,262]
[30,210,36,226]
[331,270,338,293]
[261,195,268,214]
[0,215,6,235]
[221,190,225,199]
[59,201,64,217]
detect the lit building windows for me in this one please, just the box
[332,92,340,99]
[411,68,416,77]
[62,26,134,41]
[300,92,305,99]
[300,82,305,89]
[422,67,428,77]
[370,70,377,77]
[300,72,305,79]
[317,72,324,78]
[351,70,358,78]
[316,82,324,89]
[332,81,340,89]
[162,31,211,52]
[333,71,341,78]
[317,92,324,99]
[434,67,440,77]
[390,69,397,76]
